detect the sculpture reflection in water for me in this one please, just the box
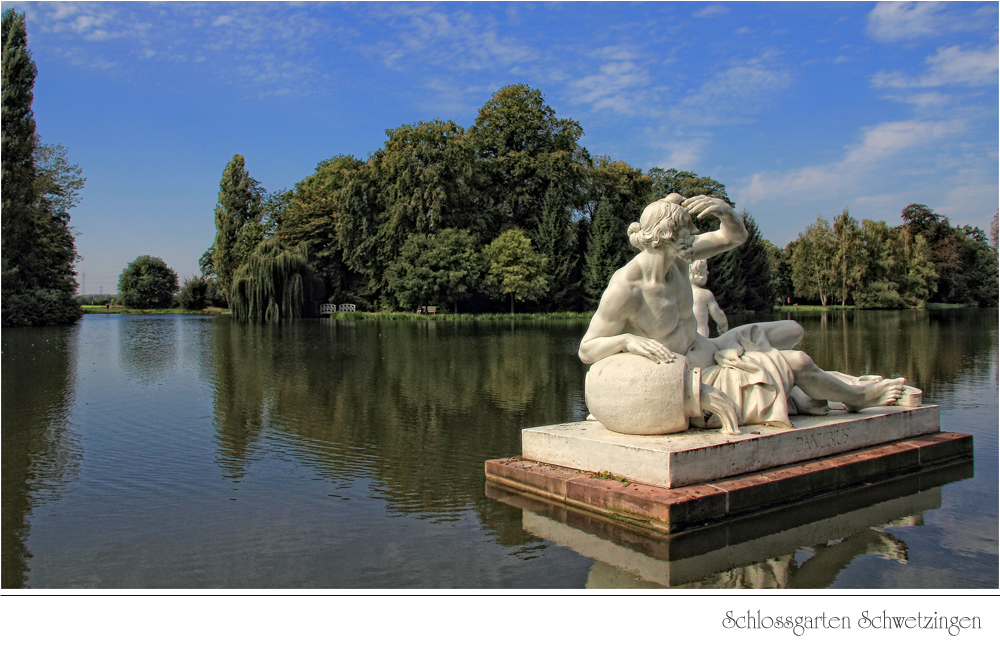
[580,194,911,435]
[487,460,973,588]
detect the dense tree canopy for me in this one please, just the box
[785,202,995,308]
[198,82,995,317]
[386,228,484,311]
[118,256,179,309]
[646,167,732,206]
[483,228,548,313]
[468,85,588,237]
[277,155,363,303]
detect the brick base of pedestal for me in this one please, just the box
[485,432,972,534]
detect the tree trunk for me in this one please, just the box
[510,294,514,315]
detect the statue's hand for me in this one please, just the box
[717,322,729,335]
[625,334,676,364]
[682,195,737,220]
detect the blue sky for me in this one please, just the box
[5,1,998,294]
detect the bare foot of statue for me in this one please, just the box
[844,377,906,412]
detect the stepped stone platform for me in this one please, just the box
[485,405,973,534]
[487,459,973,587]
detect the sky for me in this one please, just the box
[4,1,998,295]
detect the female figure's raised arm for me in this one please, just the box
[682,195,748,261]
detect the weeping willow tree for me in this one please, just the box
[230,239,323,322]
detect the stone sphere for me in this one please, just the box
[585,353,692,435]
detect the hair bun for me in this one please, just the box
[627,222,641,235]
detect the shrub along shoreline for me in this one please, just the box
[80,303,987,319]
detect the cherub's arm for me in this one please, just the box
[682,195,748,261]
[708,296,728,334]
[579,275,675,365]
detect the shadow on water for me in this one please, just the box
[1,325,81,588]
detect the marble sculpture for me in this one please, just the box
[580,193,909,436]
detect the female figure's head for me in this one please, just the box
[628,195,696,259]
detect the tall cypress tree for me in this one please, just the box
[535,185,581,310]
[212,154,263,306]
[584,198,625,305]
[1,9,37,267]
[2,10,81,326]
[708,210,774,313]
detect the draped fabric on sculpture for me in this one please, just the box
[700,325,795,429]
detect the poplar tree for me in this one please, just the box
[832,209,864,306]
[1,9,36,265]
[213,154,264,306]
[2,9,82,326]
[790,217,836,306]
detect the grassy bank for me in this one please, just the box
[774,305,858,312]
[331,310,594,321]
[82,305,230,316]
[776,302,981,313]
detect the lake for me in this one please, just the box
[2,309,996,588]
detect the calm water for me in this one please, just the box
[2,310,996,589]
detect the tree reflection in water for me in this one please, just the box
[208,318,588,538]
[1,326,80,588]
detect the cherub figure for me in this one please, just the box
[689,259,728,338]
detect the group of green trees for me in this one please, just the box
[2,10,84,326]
[201,85,783,320]
[776,205,998,308]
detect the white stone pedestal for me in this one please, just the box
[521,405,939,489]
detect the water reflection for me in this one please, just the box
[207,318,588,519]
[1,326,81,588]
[488,460,973,588]
[738,309,998,397]
[117,316,179,385]
[2,309,994,588]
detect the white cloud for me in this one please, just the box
[884,92,952,108]
[867,1,992,42]
[693,5,729,19]
[655,137,709,170]
[671,52,793,127]
[741,119,962,203]
[872,44,999,88]
[867,2,945,41]
[569,60,651,115]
